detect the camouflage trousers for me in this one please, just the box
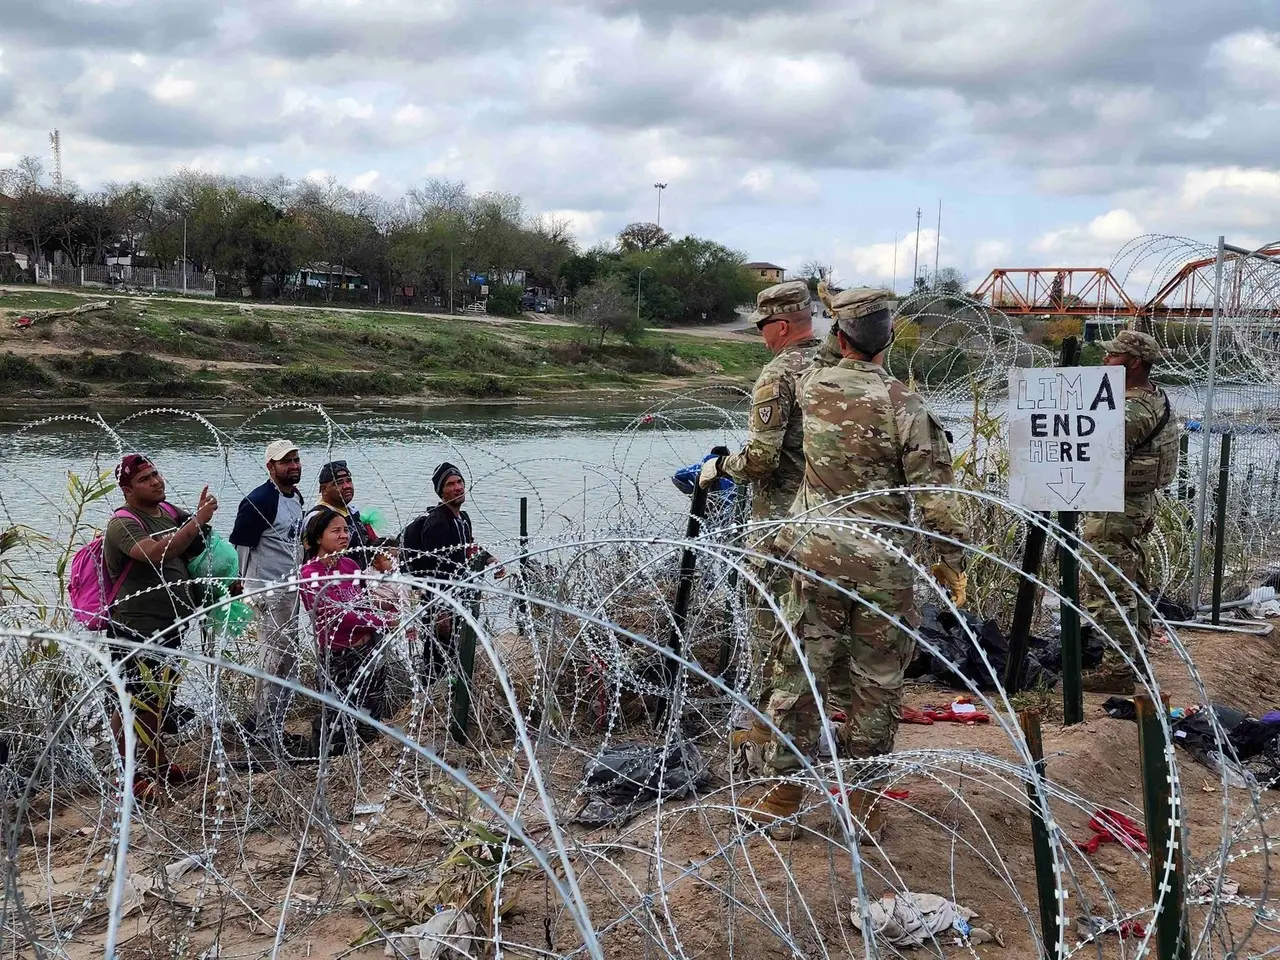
[747,560,792,706]
[764,575,914,777]
[1082,500,1156,664]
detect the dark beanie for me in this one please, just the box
[432,462,463,497]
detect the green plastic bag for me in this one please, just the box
[187,530,251,637]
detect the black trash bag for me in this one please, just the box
[907,604,1061,691]
[1154,596,1195,621]
[574,739,709,827]
[1174,704,1275,761]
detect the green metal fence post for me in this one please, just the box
[1136,694,1189,960]
[1020,709,1063,960]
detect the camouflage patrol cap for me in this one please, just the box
[829,286,893,321]
[749,279,811,325]
[1101,329,1168,364]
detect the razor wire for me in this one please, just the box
[0,293,1278,956]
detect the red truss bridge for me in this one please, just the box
[972,246,1280,318]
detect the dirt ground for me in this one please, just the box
[10,620,1280,959]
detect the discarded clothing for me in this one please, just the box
[575,740,709,827]
[1074,808,1147,856]
[907,604,1083,691]
[850,891,989,948]
[384,909,477,959]
[1105,699,1280,787]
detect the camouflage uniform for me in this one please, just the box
[1082,331,1177,667]
[718,280,820,663]
[765,289,966,774]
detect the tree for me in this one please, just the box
[932,267,968,297]
[798,260,836,292]
[578,275,641,346]
[617,221,671,253]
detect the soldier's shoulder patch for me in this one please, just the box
[754,396,783,429]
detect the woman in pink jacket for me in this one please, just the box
[300,507,389,754]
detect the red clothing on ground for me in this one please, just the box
[299,555,388,649]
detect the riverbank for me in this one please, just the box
[0,289,768,402]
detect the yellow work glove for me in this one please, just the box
[697,456,724,490]
[931,560,967,608]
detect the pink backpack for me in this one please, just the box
[69,503,180,631]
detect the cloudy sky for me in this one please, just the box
[2,0,1278,288]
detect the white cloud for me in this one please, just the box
[152,73,196,102]
[349,169,381,191]
[1032,210,1144,262]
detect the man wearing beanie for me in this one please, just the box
[400,462,504,679]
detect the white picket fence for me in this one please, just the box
[37,262,217,297]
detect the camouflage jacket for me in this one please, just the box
[774,358,966,584]
[721,338,820,523]
[1124,386,1176,500]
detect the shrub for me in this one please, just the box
[0,353,51,391]
[47,351,177,380]
[225,317,278,343]
[486,284,524,318]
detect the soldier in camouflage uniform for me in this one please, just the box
[748,287,968,838]
[698,280,820,765]
[1081,330,1177,694]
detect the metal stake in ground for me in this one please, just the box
[1020,709,1065,960]
[516,496,531,627]
[1136,694,1189,960]
[660,446,727,721]
[1056,336,1083,725]
[1003,514,1049,692]
[1211,432,1232,625]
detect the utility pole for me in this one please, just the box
[892,234,898,295]
[182,216,187,293]
[912,207,922,291]
[449,250,454,314]
[934,199,942,281]
[654,183,668,229]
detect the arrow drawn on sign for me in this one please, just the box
[1046,467,1086,505]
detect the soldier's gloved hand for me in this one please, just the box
[697,456,724,490]
[931,560,967,607]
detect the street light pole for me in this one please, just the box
[654,183,667,228]
[912,207,922,290]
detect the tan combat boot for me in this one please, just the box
[844,788,885,845]
[1080,661,1137,695]
[729,720,772,778]
[742,781,806,839]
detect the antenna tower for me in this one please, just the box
[49,130,63,192]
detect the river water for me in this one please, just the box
[0,398,748,568]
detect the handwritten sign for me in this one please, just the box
[1007,366,1126,512]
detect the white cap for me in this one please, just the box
[264,439,299,465]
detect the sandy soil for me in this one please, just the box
[10,620,1280,959]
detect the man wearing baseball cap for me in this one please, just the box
[102,454,217,797]
[1082,330,1177,693]
[304,460,379,568]
[696,279,820,770]
[229,440,307,751]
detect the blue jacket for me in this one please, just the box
[229,480,283,548]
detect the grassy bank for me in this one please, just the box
[0,290,768,402]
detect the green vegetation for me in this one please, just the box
[0,291,769,402]
[0,352,52,392]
